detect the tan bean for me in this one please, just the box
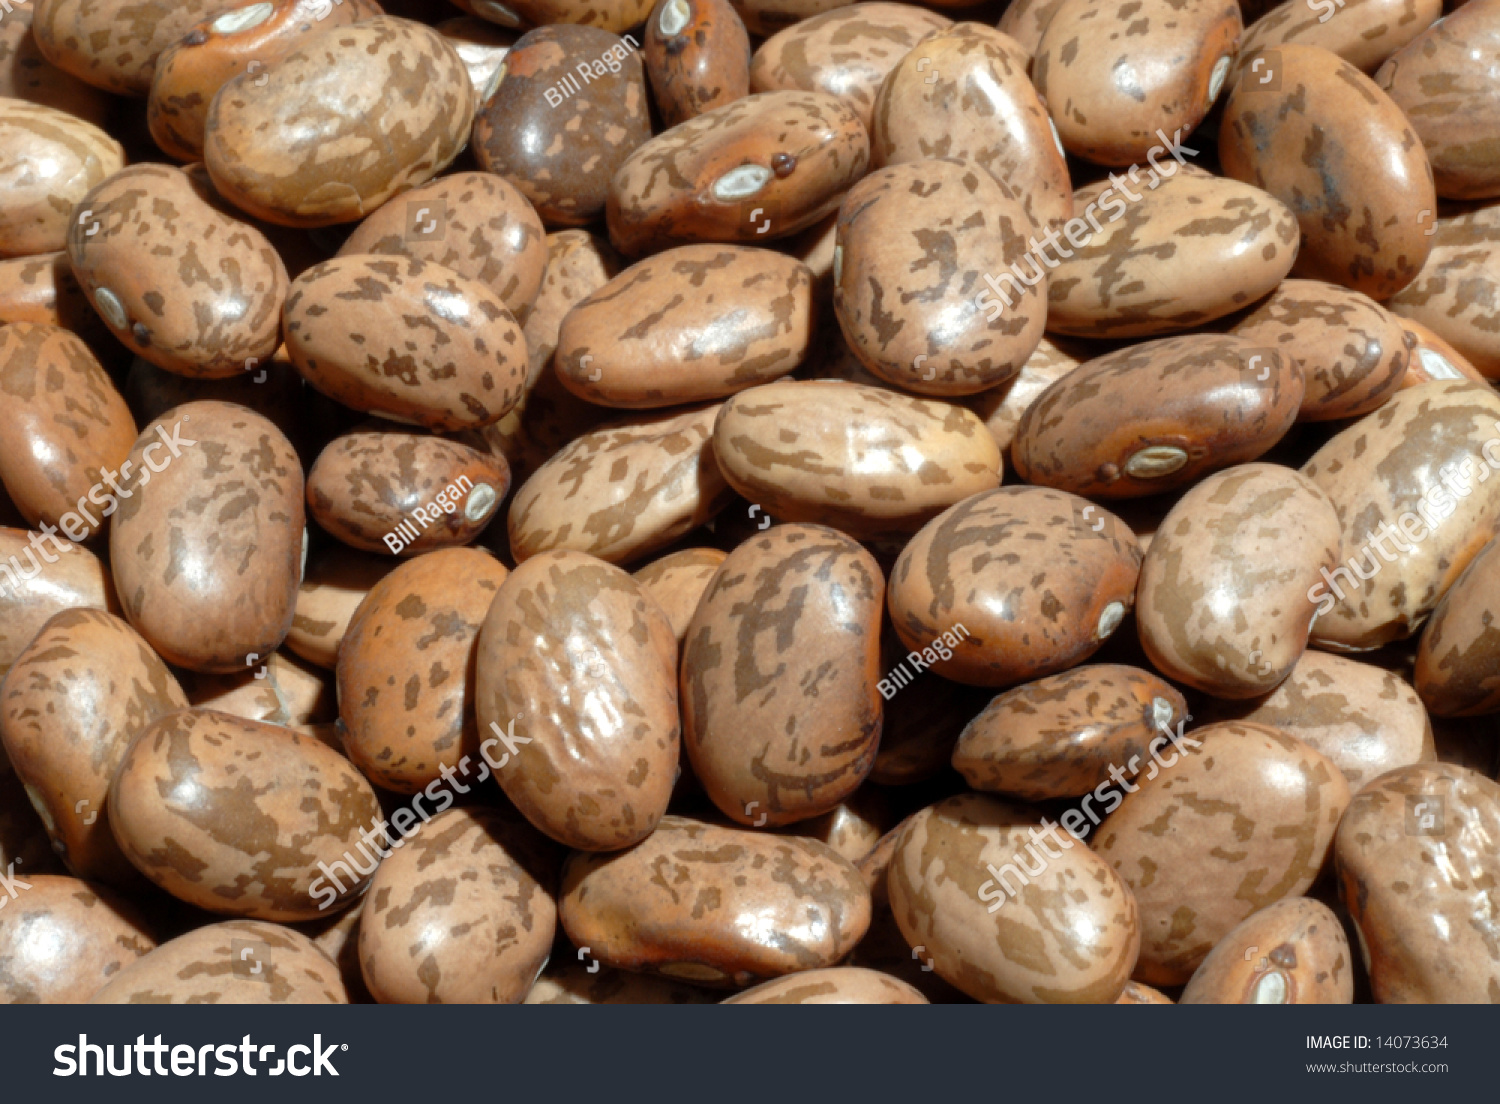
[997,0,1066,56]
[890,793,1140,1004]
[872,24,1072,233]
[1230,279,1411,421]
[1387,205,1500,377]
[1336,762,1500,1001]
[66,164,288,379]
[607,90,870,254]
[204,17,474,227]
[1180,897,1353,1004]
[1220,43,1436,299]
[0,323,135,536]
[1034,0,1241,166]
[149,0,380,162]
[633,547,725,640]
[0,528,116,677]
[110,708,383,920]
[1012,336,1303,497]
[337,172,547,319]
[90,920,348,1003]
[1043,166,1298,337]
[337,547,508,794]
[752,4,948,130]
[683,524,882,825]
[1415,532,1500,715]
[0,99,122,258]
[1238,0,1439,75]
[1302,380,1500,650]
[32,0,238,96]
[283,255,526,431]
[109,402,304,674]
[0,253,113,345]
[359,807,556,1004]
[555,245,813,407]
[559,816,871,986]
[508,404,732,565]
[307,425,508,557]
[1376,0,1500,198]
[285,544,394,670]
[1210,649,1435,786]
[713,380,1002,538]
[953,664,1188,801]
[1136,464,1341,698]
[888,486,1142,686]
[1094,721,1350,985]
[0,874,154,1003]
[835,159,1045,395]
[0,609,187,886]
[476,549,679,850]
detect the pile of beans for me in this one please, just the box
[0,0,1497,1006]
